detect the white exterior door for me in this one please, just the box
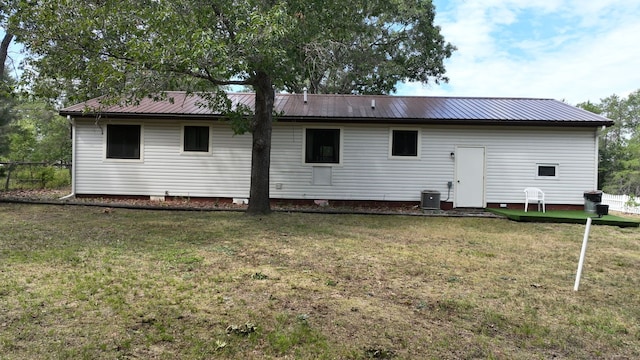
[455,146,486,208]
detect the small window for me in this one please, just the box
[183,126,210,152]
[391,130,419,157]
[305,128,340,164]
[537,164,558,178]
[106,124,141,159]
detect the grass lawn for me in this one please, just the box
[1,204,639,359]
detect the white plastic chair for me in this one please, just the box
[524,187,545,213]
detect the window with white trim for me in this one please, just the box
[536,163,558,178]
[183,125,210,152]
[390,129,419,157]
[305,128,341,164]
[106,124,141,159]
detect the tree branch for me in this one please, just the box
[90,48,251,87]
[1,32,14,78]
[211,4,236,42]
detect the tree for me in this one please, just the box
[1,99,71,189]
[8,100,71,164]
[579,90,640,195]
[1,1,18,157]
[12,0,454,214]
[1,0,17,80]
[0,69,16,157]
[0,33,12,80]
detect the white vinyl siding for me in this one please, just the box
[75,119,251,197]
[271,124,597,205]
[74,120,598,205]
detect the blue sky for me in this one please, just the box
[3,1,639,105]
[396,0,640,104]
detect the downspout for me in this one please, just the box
[60,116,76,199]
[594,126,601,190]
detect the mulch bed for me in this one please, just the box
[0,188,499,217]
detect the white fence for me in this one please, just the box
[601,193,640,214]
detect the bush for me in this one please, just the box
[3,165,70,190]
[47,168,71,188]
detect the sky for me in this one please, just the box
[3,1,640,106]
[396,0,640,105]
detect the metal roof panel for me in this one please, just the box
[60,92,613,126]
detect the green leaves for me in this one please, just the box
[11,0,454,101]
[580,89,640,195]
[284,0,455,94]
[6,100,70,164]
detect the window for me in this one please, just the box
[537,164,558,178]
[106,124,141,159]
[391,129,419,157]
[183,125,210,152]
[305,128,340,164]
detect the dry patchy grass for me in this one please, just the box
[0,203,639,359]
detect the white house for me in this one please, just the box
[59,92,613,210]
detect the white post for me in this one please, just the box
[574,217,592,291]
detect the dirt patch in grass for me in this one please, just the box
[0,203,638,359]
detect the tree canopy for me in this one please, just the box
[10,0,454,214]
[7,100,71,164]
[578,89,640,195]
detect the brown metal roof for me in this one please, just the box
[59,91,613,127]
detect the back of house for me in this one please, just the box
[59,92,612,210]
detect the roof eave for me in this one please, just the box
[60,111,614,127]
[59,111,221,121]
[276,116,614,127]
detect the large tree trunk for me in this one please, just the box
[1,33,14,79]
[246,71,274,215]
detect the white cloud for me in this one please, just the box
[397,0,640,104]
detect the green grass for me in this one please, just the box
[487,208,640,227]
[1,203,639,359]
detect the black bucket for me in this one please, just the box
[596,204,609,217]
